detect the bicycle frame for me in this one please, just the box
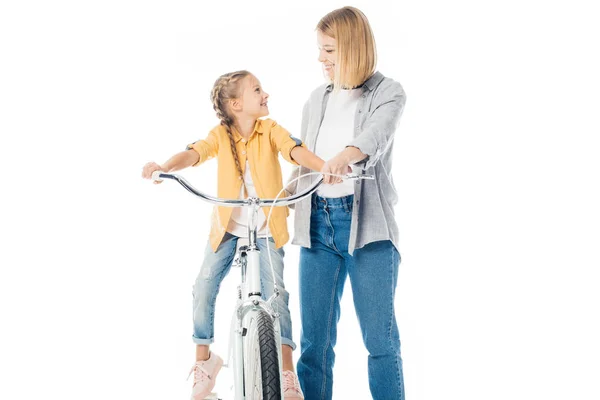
[230,201,285,399]
[152,170,373,399]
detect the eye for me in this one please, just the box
[255,88,261,93]
[326,50,334,54]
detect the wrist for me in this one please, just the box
[342,146,367,164]
[316,159,326,171]
[337,148,353,165]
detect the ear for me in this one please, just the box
[229,98,242,112]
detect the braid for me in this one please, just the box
[224,122,244,182]
[210,71,250,182]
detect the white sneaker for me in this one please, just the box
[188,352,223,400]
[282,370,304,399]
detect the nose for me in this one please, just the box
[318,49,326,63]
[264,92,269,99]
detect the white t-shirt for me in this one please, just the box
[315,88,362,198]
[226,161,269,238]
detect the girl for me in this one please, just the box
[142,70,323,400]
[287,7,407,400]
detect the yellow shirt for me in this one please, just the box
[187,118,304,252]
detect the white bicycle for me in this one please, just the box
[152,170,373,400]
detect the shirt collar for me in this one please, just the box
[325,71,384,92]
[232,119,264,142]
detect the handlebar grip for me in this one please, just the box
[346,173,375,180]
[151,171,164,182]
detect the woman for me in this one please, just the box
[289,6,407,400]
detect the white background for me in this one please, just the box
[1,0,599,399]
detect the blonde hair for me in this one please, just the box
[210,70,251,181]
[317,6,377,89]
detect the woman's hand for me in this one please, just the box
[321,153,352,184]
[142,161,164,184]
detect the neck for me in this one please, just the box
[233,116,256,139]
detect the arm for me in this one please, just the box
[285,101,310,195]
[269,120,324,170]
[141,129,219,182]
[322,82,406,183]
[336,146,368,165]
[291,146,325,172]
[160,149,200,172]
[320,146,366,184]
[348,81,406,170]
[141,150,199,183]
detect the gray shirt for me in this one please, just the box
[287,71,406,254]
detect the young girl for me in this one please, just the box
[142,70,323,400]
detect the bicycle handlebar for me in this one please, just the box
[151,171,373,208]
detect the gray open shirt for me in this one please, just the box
[287,71,407,254]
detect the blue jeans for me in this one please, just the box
[192,232,296,349]
[297,194,404,400]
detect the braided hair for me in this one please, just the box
[210,70,251,182]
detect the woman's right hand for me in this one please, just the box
[142,161,163,184]
[321,154,352,184]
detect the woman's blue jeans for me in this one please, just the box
[297,194,404,400]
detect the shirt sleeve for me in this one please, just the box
[186,129,220,166]
[348,81,406,170]
[269,120,305,166]
[284,101,310,196]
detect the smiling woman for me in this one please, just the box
[288,6,407,400]
[317,7,377,90]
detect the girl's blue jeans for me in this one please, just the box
[192,232,295,349]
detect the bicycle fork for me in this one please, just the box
[228,245,284,399]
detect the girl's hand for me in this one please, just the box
[321,154,352,184]
[142,161,163,184]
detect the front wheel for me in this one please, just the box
[242,309,281,400]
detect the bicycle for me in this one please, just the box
[151,170,373,400]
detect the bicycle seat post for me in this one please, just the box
[245,198,262,300]
[246,197,260,251]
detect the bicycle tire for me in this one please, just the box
[243,309,281,400]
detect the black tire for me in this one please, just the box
[243,309,281,400]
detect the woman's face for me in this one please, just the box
[317,30,336,80]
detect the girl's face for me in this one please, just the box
[236,74,269,119]
[317,30,337,80]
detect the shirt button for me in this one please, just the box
[238,176,242,180]
[242,151,246,155]
[241,139,246,143]
[358,110,362,113]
